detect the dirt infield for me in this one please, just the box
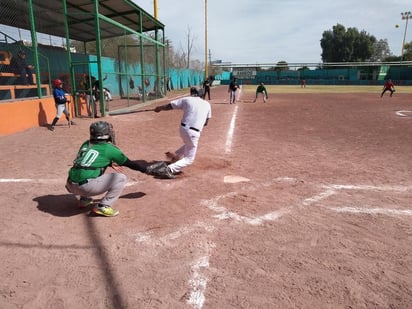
[1,85,411,308]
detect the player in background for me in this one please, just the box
[49,79,74,131]
[380,79,395,98]
[202,77,211,100]
[228,77,240,104]
[253,82,268,103]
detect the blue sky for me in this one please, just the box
[135,0,412,64]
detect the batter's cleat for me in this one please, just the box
[93,204,119,217]
[79,197,93,208]
[163,166,176,179]
[48,125,55,131]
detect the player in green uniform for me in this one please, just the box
[66,121,148,217]
[253,82,268,103]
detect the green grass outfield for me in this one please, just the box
[241,85,412,94]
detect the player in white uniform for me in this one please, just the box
[154,87,212,176]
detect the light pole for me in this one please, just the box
[400,11,411,62]
[205,0,208,80]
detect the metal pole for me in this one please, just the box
[27,0,41,97]
[400,11,411,62]
[205,0,208,79]
[154,0,158,19]
[93,0,105,116]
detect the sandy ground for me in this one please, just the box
[0,85,411,308]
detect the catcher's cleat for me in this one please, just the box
[93,204,119,217]
[79,197,93,208]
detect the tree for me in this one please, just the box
[320,24,376,62]
[370,39,392,61]
[183,26,196,69]
[274,61,289,71]
[401,41,412,61]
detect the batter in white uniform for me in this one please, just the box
[154,87,212,176]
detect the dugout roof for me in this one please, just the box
[0,0,164,42]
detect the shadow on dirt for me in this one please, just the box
[120,192,146,199]
[34,194,90,217]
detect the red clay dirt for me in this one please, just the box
[0,85,411,308]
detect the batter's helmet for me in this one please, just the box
[53,79,63,87]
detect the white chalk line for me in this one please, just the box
[303,184,412,217]
[200,192,288,226]
[396,110,412,117]
[132,180,412,309]
[133,221,215,246]
[225,105,238,154]
[187,242,215,309]
[329,206,412,216]
[132,222,215,309]
[0,178,141,187]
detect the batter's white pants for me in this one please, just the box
[66,172,127,207]
[56,103,70,118]
[168,126,200,174]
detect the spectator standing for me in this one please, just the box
[10,50,34,85]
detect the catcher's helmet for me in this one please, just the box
[90,121,112,141]
[190,87,199,97]
[53,79,63,87]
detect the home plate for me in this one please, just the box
[224,175,251,183]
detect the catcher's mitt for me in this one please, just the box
[146,161,175,179]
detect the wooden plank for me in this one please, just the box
[0,84,50,99]
[0,73,17,77]
[0,72,37,83]
[0,86,15,99]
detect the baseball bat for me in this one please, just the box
[67,99,71,128]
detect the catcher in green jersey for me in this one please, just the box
[66,121,151,217]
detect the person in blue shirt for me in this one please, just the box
[49,79,74,131]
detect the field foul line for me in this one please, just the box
[303,184,412,216]
[329,207,412,216]
[225,105,238,154]
[396,110,412,117]
[132,223,215,309]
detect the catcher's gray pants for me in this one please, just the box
[66,173,127,207]
[168,126,200,174]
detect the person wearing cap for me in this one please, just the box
[10,50,34,85]
[153,87,212,177]
[49,79,74,131]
